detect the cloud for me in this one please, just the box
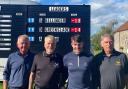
[89,2,103,10]
[31,0,38,1]
[53,2,60,5]
[69,0,83,4]
[70,0,82,3]
[89,0,128,34]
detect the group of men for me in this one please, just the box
[2,33,128,89]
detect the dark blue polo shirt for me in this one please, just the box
[3,51,35,88]
[93,50,128,89]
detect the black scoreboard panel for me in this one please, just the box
[27,5,90,55]
[0,5,27,58]
[0,5,90,57]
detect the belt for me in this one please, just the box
[34,85,49,89]
[9,86,27,89]
[34,84,59,89]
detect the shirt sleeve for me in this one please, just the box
[63,55,68,67]
[31,55,37,73]
[3,55,11,81]
[59,55,68,87]
[91,55,101,89]
[123,54,128,75]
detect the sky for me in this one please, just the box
[32,0,128,35]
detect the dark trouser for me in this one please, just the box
[9,87,28,89]
[34,85,49,89]
[34,85,59,89]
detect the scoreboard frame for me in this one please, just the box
[0,4,90,81]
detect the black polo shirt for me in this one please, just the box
[93,49,128,89]
[31,51,67,89]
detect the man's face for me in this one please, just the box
[101,37,114,53]
[44,38,56,54]
[71,40,84,55]
[17,37,30,55]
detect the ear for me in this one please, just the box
[100,41,103,48]
[16,42,18,47]
[71,42,73,47]
[16,42,20,49]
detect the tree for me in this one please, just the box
[91,20,118,54]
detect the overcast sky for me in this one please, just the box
[32,0,128,35]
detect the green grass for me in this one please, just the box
[0,82,2,89]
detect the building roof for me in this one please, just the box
[115,21,128,32]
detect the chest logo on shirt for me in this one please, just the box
[83,62,87,67]
[54,63,59,68]
[115,60,121,66]
[50,62,59,68]
[68,62,73,66]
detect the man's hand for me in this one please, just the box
[3,80,8,89]
[60,86,65,89]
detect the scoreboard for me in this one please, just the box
[0,5,90,80]
[27,5,90,55]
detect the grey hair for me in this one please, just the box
[44,35,56,43]
[101,34,114,41]
[17,34,29,44]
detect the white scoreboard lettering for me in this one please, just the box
[45,18,66,23]
[44,27,70,32]
[49,6,69,12]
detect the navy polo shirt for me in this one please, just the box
[63,52,93,89]
[93,50,128,89]
[3,51,35,88]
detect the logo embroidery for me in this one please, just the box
[54,63,59,68]
[115,60,121,65]
[68,62,73,66]
[83,62,87,67]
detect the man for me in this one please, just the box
[93,34,128,89]
[3,34,35,89]
[63,34,93,89]
[28,35,67,89]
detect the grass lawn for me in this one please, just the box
[0,82,2,89]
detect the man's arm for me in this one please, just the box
[125,75,128,89]
[91,55,101,89]
[123,54,128,89]
[59,66,68,89]
[28,72,35,89]
[3,80,8,89]
[3,56,11,89]
[59,86,65,89]
[59,55,68,89]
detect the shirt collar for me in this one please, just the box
[42,51,55,57]
[17,50,30,57]
[101,49,117,57]
[72,51,88,56]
